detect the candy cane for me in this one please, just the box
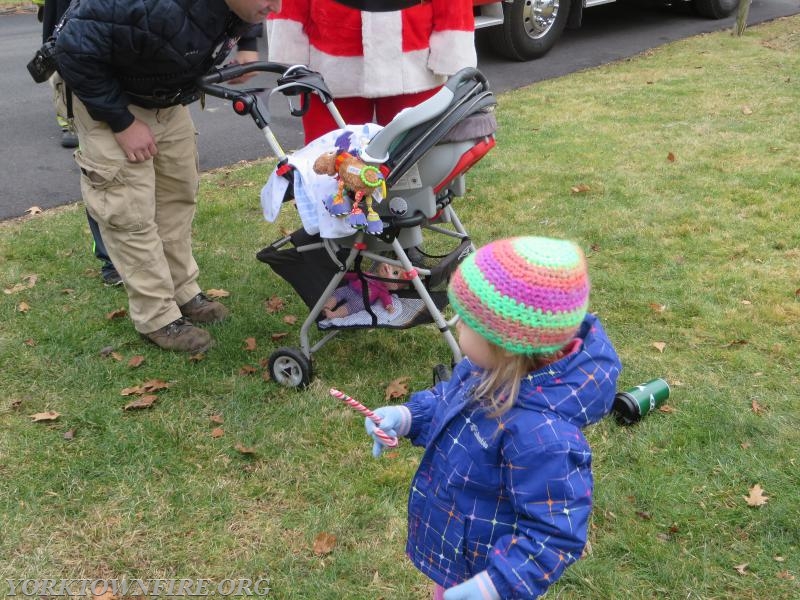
[329,388,398,448]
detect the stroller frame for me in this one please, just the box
[198,62,496,387]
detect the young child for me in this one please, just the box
[365,236,622,599]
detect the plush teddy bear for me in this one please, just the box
[313,150,386,234]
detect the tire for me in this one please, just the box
[488,0,571,61]
[692,0,738,19]
[268,347,313,389]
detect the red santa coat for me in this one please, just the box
[267,0,477,99]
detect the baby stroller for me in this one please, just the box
[198,62,497,388]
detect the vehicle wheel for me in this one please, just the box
[487,0,571,61]
[692,0,738,19]
[268,347,313,389]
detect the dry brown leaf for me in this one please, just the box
[635,511,652,520]
[110,352,124,362]
[262,370,271,382]
[123,395,158,410]
[106,308,128,320]
[211,427,224,438]
[244,337,257,351]
[751,399,766,415]
[30,411,60,422]
[733,563,748,575]
[667,152,676,162]
[128,355,145,368]
[91,583,118,600]
[648,303,666,314]
[774,556,786,562]
[4,274,38,294]
[741,105,753,115]
[723,339,748,348]
[61,288,75,294]
[657,404,675,414]
[120,385,144,396]
[239,365,257,375]
[210,414,224,424]
[189,352,205,363]
[776,571,795,581]
[206,288,230,298]
[652,341,666,353]
[25,206,43,215]
[283,315,298,325]
[741,299,752,305]
[740,441,752,449]
[63,429,76,440]
[312,532,337,556]
[265,296,285,313]
[385,376,410,401]
[234,443,256,455]
[17,302,31,313]
[142,379,170,392]
[99,346,115,357]
[23,338,36,347]
[10,399,23,410]
[743,484,769,507]
[271,332,289,341]
[570,183,590,194]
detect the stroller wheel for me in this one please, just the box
[268,347,313,388]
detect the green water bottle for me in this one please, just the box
[612,378,670,425]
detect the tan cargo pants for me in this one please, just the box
[71,97,202,334]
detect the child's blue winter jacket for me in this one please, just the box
[402,313,621,599]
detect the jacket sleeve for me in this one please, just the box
[427,0,476,76]
[54,5,154,132]
[485,437,593,599]
[266,0,311,65]
[403,382,445,447]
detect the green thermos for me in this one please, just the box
[612,378,670,424]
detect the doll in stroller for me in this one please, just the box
[198,62,497,388]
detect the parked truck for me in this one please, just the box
[474,0,739,61]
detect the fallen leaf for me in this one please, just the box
[657,404,675,414]
[128,355,145,368]
[61,288,75,294]
[142,379,170,392]
[733,563,748,575]
[271,332,289,341]
[123,395,158,410]
[17,302,30,313]
[264,296,285,313]
[667,152,676,162]
[312,532,337,556]
[385,376,410,401]
[635,511,652,520]
[234,443,256,455]
[120,385,144,396]
[63,429,76,440]
[189,353,205,363]
[262,370,271,382]
[91,583,118,600]
[741,105,753,115]
[570,183,590,194]
[99,346,115,357]
[211,427,224,438]
[23,339,36,347]
[30,411,60,422]
[11,399,23,410]
[741,299,752,305]
[751,400,766,415]
[652,341,666,353]
[3,274,37,294]
[648,303,666,314]
[743,484,769,507]
[776,571,795,581]
[740,441,751,449]
[723,339,748,348]
[210,414,224,424]
[110,352,124,362]
[283,315,298,325]
[774,556,785,562]
[244,337,257,351]
[25,206,43,215]
[239,365,257,375]
[106,308,128,320]
[206,288,230,299]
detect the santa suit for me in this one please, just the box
[267,0,477,142]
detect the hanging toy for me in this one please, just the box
[313,148,387,234]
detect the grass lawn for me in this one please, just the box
[2,14,799,600]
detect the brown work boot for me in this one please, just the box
[179,292,229,324]
[143,318,213,353]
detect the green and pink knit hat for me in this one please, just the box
[448,236,590,356]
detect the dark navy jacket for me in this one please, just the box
[402,313,621,598]
[53,0,259,132]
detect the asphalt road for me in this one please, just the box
[1,0,797,221]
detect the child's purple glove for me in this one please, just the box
[443,571,500,600]
[364,405,411,457]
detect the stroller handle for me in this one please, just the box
[197,60,290,88]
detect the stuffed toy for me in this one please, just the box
[313,133,387,234]
[323,261,406,319]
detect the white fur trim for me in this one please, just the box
[266,19,310,65]
[427,30,477,76]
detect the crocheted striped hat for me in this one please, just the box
[448,236,590,356]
